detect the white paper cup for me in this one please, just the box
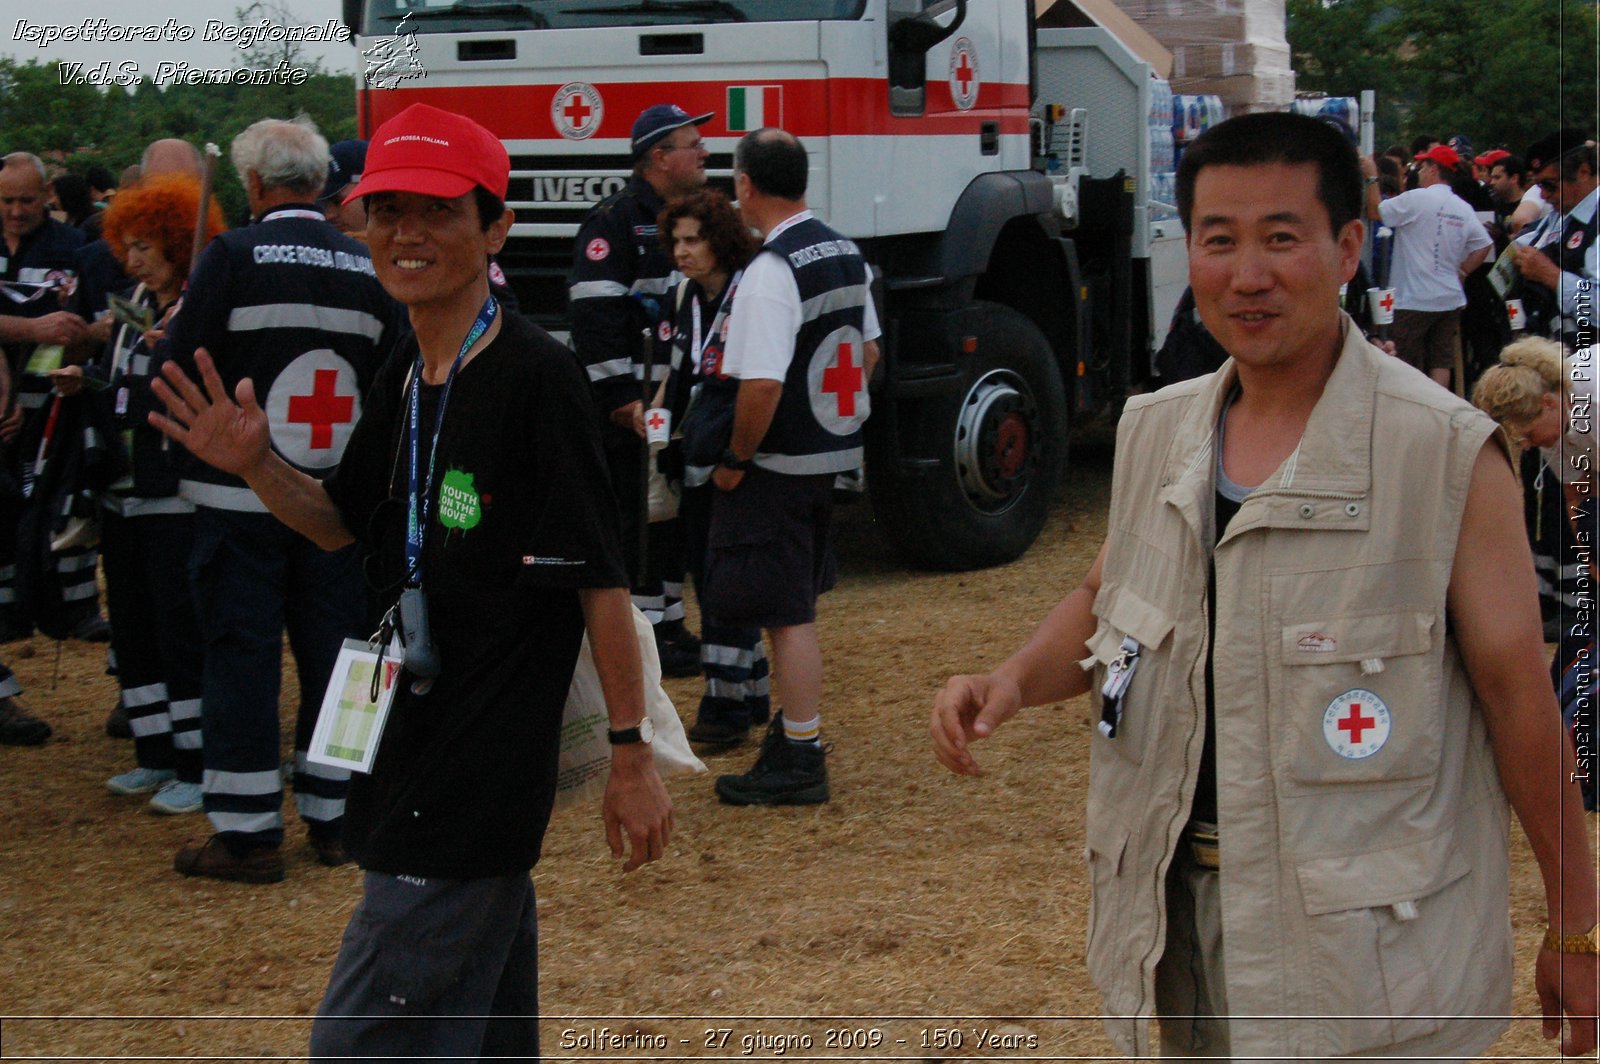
[645,406,672,449]
[1368,288,1396,326]
[1505,298,1525,331]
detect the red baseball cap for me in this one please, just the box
[1474,148,1511,168]
[1413,145,1461,169]
[344,104,509,204]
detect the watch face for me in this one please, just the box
[639,716,656,744]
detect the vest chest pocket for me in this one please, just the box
[1086,584,1177,766]
[1271,610,1442,789]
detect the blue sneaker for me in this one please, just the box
[106,765,176,795]
[148,779,204,815]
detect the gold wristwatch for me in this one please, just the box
[1543,923,1600,954]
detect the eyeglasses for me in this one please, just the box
[1537,179,1560,195]
[660,139,705,154]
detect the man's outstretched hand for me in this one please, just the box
[148,347,270,478]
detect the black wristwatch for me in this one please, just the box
[719,448,755,472]
[607,716,655,746]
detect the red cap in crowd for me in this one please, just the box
[344,104,509,204]
[1474,148,1511,168]
[1413,145,1461,169]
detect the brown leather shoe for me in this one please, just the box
[309,834,353,868]
[174,835,285,884]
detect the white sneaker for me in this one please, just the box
[106,766,175,795]
[148,779,203,815]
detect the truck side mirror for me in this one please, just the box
[888,0,968,54]
[341,0,362,40]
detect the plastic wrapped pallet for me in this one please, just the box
[1170,41,1292,80]
[1173,71,1296,111]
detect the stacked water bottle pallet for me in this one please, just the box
[1109,0,1296,112]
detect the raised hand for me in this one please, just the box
[148,347,271,478]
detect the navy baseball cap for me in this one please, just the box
[319,139,368,203]
[631,104,712,162]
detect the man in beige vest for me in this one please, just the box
[932,112,1598,1062]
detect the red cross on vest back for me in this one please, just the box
[1379,291,1394,313]
[822,342,863,418]
[287,368,354,450]
[1337,703,1377,745]
[564,94,593,130]
[647,410,666,430]
[956,52,974,95]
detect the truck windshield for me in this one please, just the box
[361,0,864,33]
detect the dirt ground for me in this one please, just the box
[0,443,1583,1061]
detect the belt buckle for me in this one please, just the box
[1187,825,1220,871]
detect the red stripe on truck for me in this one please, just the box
[359,78,1030,139]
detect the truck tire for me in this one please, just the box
[871,301,1067,570]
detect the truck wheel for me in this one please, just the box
[871,301,1067,570]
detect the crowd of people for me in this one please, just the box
[3,96,879,1055]
[3,95,1595,1060]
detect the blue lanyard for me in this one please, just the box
[406,296,497,586]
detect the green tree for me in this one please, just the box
[1289,0,1598,154]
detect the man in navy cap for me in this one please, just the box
[318,139,368,241]
[569,103,712,677]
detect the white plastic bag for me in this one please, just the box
[554,605,703,809]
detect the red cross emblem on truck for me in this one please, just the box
[564,93,593,132]
[287,368,355,450]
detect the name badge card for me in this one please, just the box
[308,638,401,774]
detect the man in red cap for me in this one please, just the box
[1362,144,1492,387]
[150,102,673,1060]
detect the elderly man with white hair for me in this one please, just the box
[161,117,405,883]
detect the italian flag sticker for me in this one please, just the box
[727,85,782,131]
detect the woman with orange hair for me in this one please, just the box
[56,173,225,815]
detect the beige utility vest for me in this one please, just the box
[1083,320,1514,1060]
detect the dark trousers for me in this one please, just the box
[189,508,363,848]
[604,433,685,628]
[101,508,203,781]
[310,871,540,1063]
[682,483,768,722]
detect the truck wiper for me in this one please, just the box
[562,0,748,22]
[385,3,549,27]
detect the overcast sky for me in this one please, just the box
[2,1,360,78]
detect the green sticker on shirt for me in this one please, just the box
[437,468,482,531]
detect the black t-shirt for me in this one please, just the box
[323,310,628,878]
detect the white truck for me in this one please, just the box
[341,0,1187,569]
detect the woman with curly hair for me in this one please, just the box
[1473,337,1599,809]
[55,173,225,814]
[654,189,768,749]
[1473,337,1596,510]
